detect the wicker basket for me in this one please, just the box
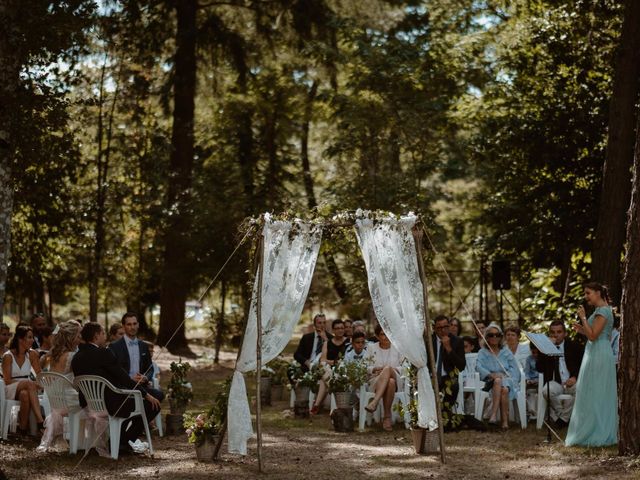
[411,428,439,455]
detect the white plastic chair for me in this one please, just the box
[535,378,573,429]
[151,376,163,437]
[74,375,153,459]
[0,379,20,439]
[455,353,482,417]
[37,372,85,453]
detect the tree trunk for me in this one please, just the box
[300,81,349,303]
[619,115,640,455]
[592,0,640,305]
[0,2,21,318]
[214,279,226,364]
[157,0,198,352]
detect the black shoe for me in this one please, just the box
[462,415,488,432]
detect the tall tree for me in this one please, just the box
[619,115,640,455]
[157,0,198,351]
[592,0,640,304]
[0,0,93,318]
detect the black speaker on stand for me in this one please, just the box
[492,260,511,329]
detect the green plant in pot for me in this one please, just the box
[167,360,193,414]
[264,357,289,401]
[184,376,230,462]
[327,359,368,408]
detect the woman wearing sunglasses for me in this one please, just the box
[476,323,521,429]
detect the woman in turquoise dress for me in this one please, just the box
[565,282,618,447]
[476,323,521,429]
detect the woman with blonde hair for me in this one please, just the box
[37,320,82,451]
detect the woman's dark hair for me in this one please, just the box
[332,319,344,329]
[81,322,103,343]
[10,325,32,351]
[374,324,383,335]
[584,282,610,303]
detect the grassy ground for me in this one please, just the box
[1,343,638,480]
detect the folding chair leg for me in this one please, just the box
[69,414,81,454]
[142,415,154,455]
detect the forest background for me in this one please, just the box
[1,0,640,450]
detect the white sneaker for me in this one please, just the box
[128,439,149,453]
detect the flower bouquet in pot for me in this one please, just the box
[167,360,193,415]
[183,377,230,462]
[327,359,368,409]
[288,361,324,417]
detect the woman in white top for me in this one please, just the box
[37,321,82,451]
[2,325,44,433]
[364,324,403,431]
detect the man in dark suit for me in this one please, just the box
[72,322,160,451]
[293,313,332,373]
[429,315,466,423]
[536,320,584,428]
[109,312,164,401]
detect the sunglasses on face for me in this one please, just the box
[486,333,503,338]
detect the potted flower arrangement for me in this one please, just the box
[183,377,230,462]
[327,359,368,409]
[265,357,289,401]
[288,361,324,417]
[166,360,193,434]
[394,364,439,455]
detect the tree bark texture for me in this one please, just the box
[618,114,640,455]
[299,81,349,303]
[592,0,640,304]
[158,0,198,351]
[0,2,21,318]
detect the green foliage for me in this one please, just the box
[288,361,324,393]
[167,361,194,410]
[326,358,369,393]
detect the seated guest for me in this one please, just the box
[0,322,10,357]
[293,313,331,373]
[364,325,404,431]
[524,344,540,418]
[472,320,487,352]
[536,320,583,428]
[109,323,125,343]
[462,336,475,354]
[430,315,466,425]
[343,319,353,341]
[344,331,368,362]
[72,322,160,452]
[36,326,54,357]
[449,317,461,337]
[476,323,521,429]
[31,313,47,350]
[310,319,350,414]
[109,312,164,401]
[2,325,45,434]
[504,325,530,357]
[37,321,83,451]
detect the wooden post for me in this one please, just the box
[254,231,265,473]
[413,225,446,464]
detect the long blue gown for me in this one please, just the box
[565,306,618,447]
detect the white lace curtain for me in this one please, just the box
[355,213,438,430]
[227,215,322,455]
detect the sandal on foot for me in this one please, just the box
[382,417,393,431]
[365,399,379,414]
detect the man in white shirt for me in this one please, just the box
[536,320,584,428]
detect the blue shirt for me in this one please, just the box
[125,336,140,379]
